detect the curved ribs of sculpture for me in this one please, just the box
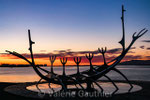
[6,5,148,95]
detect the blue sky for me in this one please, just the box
[0,0,149,53]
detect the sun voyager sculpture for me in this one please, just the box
[6,5,148,98]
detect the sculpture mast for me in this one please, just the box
[28,30,35,65]
[119,5,126,52]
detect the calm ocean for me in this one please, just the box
[0,65,150,83]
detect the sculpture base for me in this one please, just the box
[4,81,142,99]
[26,82,141,95]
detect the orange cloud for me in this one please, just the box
[0,47,149,66]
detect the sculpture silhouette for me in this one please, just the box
[49,55,56,73]
[74,57,81,74]
[60,57,67,76]
[6,5,148,96]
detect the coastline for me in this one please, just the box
[0,64,150,68]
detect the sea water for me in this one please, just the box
[0,65,150,83]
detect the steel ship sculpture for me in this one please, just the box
[6,5,148,96]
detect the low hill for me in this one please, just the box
[120,60,150,65]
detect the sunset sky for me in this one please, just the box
[0,0,150,66]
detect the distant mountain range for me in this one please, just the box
[120,60,150,65]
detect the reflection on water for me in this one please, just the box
[0,65,150,83]
[27,83,62,93]
[27,82,142,94]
